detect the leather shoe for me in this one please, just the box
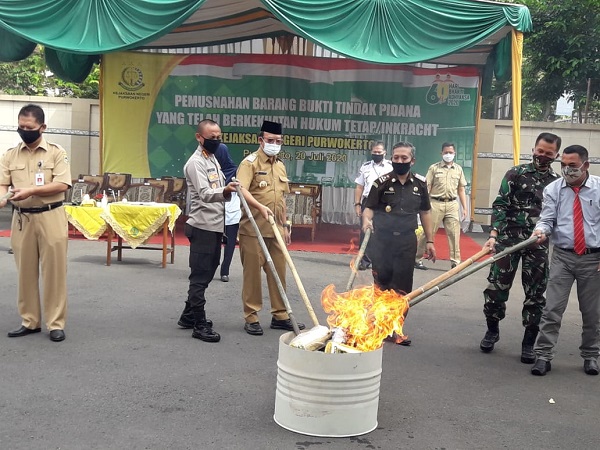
[451,262,458,269]
[244,322,264,336]
[49,329,65,342]
[531,359,551,376]
[220,275,229,282]
[270,318,306,331]
[414,261,428,270]
[584,359,599,375]
[7,326,41,338]
[192,324,220,343]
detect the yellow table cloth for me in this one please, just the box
[100,203,181,249]
[64,205,107,239]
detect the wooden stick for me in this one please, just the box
[408,236,539,307]
[268,216,320,327]
[234,180,301,335]
[346,227,371,291]
[404,247,491,302]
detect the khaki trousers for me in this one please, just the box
[11,207,68,330]
[416,199,461,264]
[239,234,288,323]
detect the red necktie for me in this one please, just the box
[572,186,586,255]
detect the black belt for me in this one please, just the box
[556,247,600,255]
[14,202,63,214]
[432,197,456,202]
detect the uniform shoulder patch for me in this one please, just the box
[244,152,257,163]
[414,173,426,182]
[377,173,391,183]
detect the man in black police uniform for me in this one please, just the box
[363,141,436,345]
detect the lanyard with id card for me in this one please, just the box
[35,161,45,186]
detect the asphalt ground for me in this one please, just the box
[0,207,598,450]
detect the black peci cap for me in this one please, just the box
[260,120,282,135]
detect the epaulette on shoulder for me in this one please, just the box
[361,161,371,166]
[377,173,391,183]
[47,141,66,151]
[414,173,426,182]
[243,153,257,163]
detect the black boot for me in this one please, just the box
[520,325,538,364]
[192,310,220,343]
[480,319,499,353]
[178,301,212,328]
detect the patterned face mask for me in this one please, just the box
[561,163,584,184]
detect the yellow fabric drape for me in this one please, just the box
[511,30,524,166]
[101,203,181,249]
[65,205,107,239]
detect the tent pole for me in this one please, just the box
[98,55,104,174]
[469,79,483,232]
[510,30,524,166]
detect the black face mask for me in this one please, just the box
[392,161,411,176]
[371,154,384,163]
[202,138,221,154]
[17,127,42,145]
[533,155,554,171]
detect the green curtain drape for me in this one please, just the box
[261,0,532,64]
[0,0,532,81]
[0,0,207,54]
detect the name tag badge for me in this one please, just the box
[35,172,45,186]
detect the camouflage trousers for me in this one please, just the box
[483,237,549,327]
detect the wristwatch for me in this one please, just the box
[354,202,362,207]
[284,220,292,230]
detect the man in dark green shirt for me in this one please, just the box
[480,132,561,364]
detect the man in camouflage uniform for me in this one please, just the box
[480,132,561,363]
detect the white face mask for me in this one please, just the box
[561,163,585,184]
[442,153,455,163]
[262,142,281,156]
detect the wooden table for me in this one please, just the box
[64,202,181,268]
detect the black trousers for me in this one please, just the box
[370,231,417,294]
[220,223,239,277]
[186,224,222,312]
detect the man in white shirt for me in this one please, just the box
[354,141,393,270]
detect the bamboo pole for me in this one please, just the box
[408,236,538,307]
[268,216,320,327]
[346,227,371,291]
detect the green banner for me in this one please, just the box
[143,54,479,187]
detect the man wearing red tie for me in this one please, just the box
[531,145,600,376]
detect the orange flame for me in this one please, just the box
[321,284,409,352]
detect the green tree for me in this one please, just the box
[0,48,99,99]
[482,1,600,121]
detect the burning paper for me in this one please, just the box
[321,284,409,352]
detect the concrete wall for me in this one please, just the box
[475,120,600,225]
[1,96,599,227]
[0,95,100,177]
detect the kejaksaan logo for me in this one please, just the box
[426,74,470,106]
[118,66,145,92]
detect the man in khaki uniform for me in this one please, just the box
[236,120,305,336]
[415,142,467,269]
[0,104,72,342]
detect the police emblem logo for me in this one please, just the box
[388,187,394,192]
[413,187,418,192]
[385,205,392,212]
